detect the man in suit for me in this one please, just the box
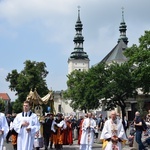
[43,113,54,150]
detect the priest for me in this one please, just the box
[0,112,9,150]
[13,100,40,150]
[100,110,127,150]
[80,112,96,150]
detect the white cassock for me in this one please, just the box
[0,113,9,150]
[100,119,127,150]
[13,111,40,150]
[57,119,67,129]
[51,120,56,133]
[51,119,67,133]
[80,118,96,150]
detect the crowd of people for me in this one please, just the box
[0,101,150,150]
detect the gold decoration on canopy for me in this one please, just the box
[26,88,56,115]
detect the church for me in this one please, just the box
[53,8,149,120]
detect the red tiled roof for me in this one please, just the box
[0,93,11,101]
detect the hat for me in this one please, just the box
[46,112,54,116]
[49,113,54,116]
[57,113,63,117]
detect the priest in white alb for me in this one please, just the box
[13,100,40,150]
[80,112,96,150]
[0,112,9,150]
[100,110,127,150]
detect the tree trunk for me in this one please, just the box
[121,106,126,121]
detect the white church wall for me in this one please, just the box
[68,59,89,74]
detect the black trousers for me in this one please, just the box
[44,133,53,149]
[6,130,11,142]
[44,133,50,148]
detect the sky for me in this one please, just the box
[0,0,150,101]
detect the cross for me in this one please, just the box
[121,7,124,15]
[78,5,80,13]
[78,6,80,10]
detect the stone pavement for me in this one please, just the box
[3,135,150,150]
[3,140,135,150]
[39,140,139,150]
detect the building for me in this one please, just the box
[53,91,75,116]
[0,93,11,114]
[54,8,128,116]
[54,8,90,116]
[97,9,128,65]
[54,8,150,119]
[68,7,90,74]
[95,9,150,120]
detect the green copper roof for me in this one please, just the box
[69,7,89,60]
[118,8,128,45]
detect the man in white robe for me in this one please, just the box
[100,110,127,150]
[0,112,9,150]
[13,100,40,150]
[80,112,96,150]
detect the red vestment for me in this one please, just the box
[63,120,73,145]
[78,119,84,145]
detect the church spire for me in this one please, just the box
[118,7,128,45]
[69,6,89,59]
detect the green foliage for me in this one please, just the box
[11,99,23,113]
[99,63,135,118]
[136,98,147,118]
[6,60,49,113]
[125,30,150,94]
[64,62,135,116]
[63,70,89,112]
[0,98,5,112]
[64,30,150,117]
[86,63,109,108]
[64,63,107,112]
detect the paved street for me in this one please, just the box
[3,140,139,150]
[3,128,149,150]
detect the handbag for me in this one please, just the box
[34,137,44,148]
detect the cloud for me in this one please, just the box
[0,0,75,25]
[0,0,149,47]
[0,0,150,100]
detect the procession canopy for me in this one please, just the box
[26,88,54,105]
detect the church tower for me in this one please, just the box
[68,7,90,74]
[118,8,128,45]
[99,8,128,64]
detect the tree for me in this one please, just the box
[99,62,135,119]
[6,60,49,112]
[63,63,107,112]
[11,99,22,113]
[0,98,5,112]
[63,70,89,112]
[125,30,150,94]
[85,63,109,110]
[135,98,147,118]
